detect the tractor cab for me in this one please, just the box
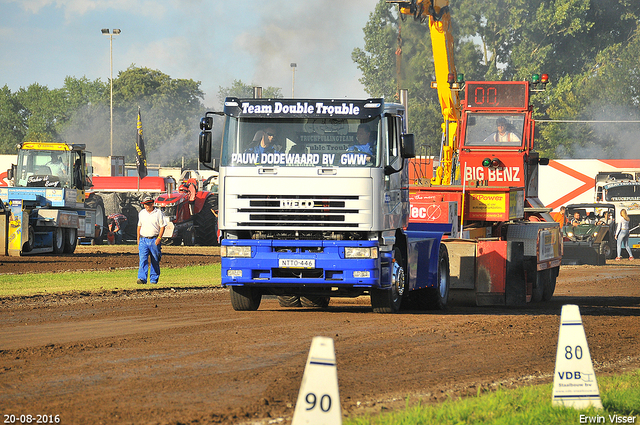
[12,142,91,191]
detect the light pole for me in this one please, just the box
[290,63,297,98]
[101,28,121,159]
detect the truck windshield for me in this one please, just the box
[220,116,381,167]
[16,150,74,188]
[463,113,525,147]
[604,183,640,201]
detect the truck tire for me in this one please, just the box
[194,194,218,246]
[371,248,405,313]
[542,267,558,301]
[182,226,196,246]
[23,225,35,253]
[86,196,107,245]
[300,296,330,308]
[600,240,613,259]
[532,269,549,302]
[277,295,301,307]
[52,227,65,254]
[229,286,262,311]
[424,244,451,310]
[63,228,77,254]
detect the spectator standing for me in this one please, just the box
[615,209,634,260]
[553,206,567,226]
[107,213,128,244]
[137,197,167,284]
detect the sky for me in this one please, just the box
[0,0,375,107]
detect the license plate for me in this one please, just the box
[279,258,315,269]
[633,244,640,249]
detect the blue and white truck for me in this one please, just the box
[198,97,452,313]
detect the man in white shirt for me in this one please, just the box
[46,154,68,176]
[137,196,166,284]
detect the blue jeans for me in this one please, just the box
[138,237,162,283]
[617,229,633,258]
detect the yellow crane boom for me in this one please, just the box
[390,0,461,184]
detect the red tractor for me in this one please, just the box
[154,171,218,246]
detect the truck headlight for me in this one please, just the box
[345,247,378,259]
[221,245,252,258]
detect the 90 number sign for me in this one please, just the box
[466,82,528,108]
[305,392,332,413]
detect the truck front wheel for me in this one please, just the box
[371,248,405,313]
[229,286,262,311]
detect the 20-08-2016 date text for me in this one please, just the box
[4,415,60,424]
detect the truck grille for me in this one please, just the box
[235,194,360,228]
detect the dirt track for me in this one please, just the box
[0,246,639,424]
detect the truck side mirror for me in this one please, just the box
[199,131,212,163]
[7,165,15,181]
[539,157,549,165]
[200,116,213,131]
[401,133,415,158]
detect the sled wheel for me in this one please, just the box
[23,225,35,253]
[533,269,549,302]
[63,227,78,254]
[542,267,558,302]
[52,227,65,254]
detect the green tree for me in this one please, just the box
[0,67,208,167]
[354,0,640,159]
[106,66,206,167]
[15,83,66,143]
[352,1,487,154]
[217,80,283,104]
[0,85,25,154]
[57,76,110,157]
[351,1,399,99]
[539,23,640,158]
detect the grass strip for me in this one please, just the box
[345,369,640,424]
[0,264,221,298]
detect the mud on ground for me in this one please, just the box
[0,247,639,425]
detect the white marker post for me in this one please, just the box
[552,304,603,409]
[292,336,342,425]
